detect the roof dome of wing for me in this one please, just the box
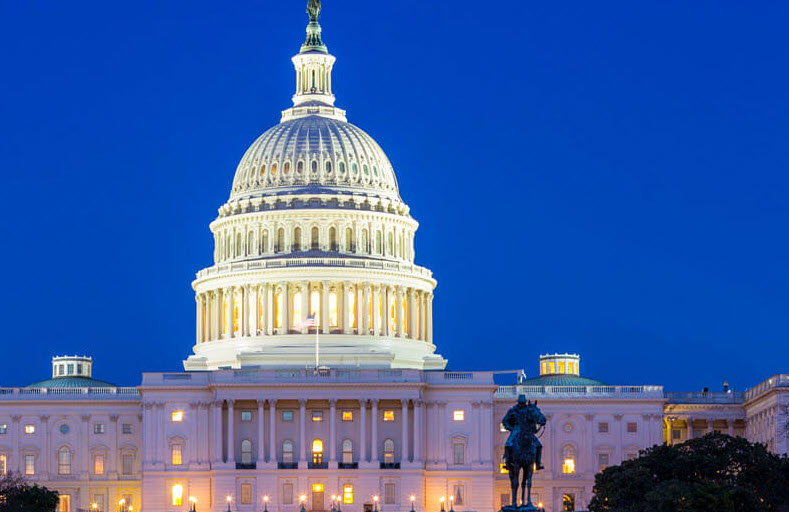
[25,376,118,389]
[229,116,402,203]
[520,374,606,387]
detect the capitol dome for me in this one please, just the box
[230,116,402,204]
[184,6,444,372]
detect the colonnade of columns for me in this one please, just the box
[210,398,425,469]
[746,408,779,450]
[196,282,433,345]
[664,416,739,445]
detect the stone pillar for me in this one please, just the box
[687,417,694,441]
[250,285,258,336]
[212,401,223,465]
[227,286,235,338]
[401,400,409,463]
[226,400,235,465]
[301,282,309,333]
[438,402,447,463]
[382,287,390,337]
[322,282,330,334]
[283,283,291,333]
[268,400,277,464]
[728,419,734,437]
[241,285,248,336]
[361,284,370,334]
[409,289,417,339]
[196,295,203,343]
[413,400,423,464]
[394,287,402,337]
[472,402,481,464]
[265,284,274,335]
[329,399,337,467]
[370,399,379,463]
[427,293,434,343]
[342,282,351,334]
[214,290,222,340]
[299,399,307,466]
[360,399,368,463]
[39,415,49,478]
[257,400,266,464]
[81,414,91,476]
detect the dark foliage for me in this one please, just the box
[0,473,59,512]
[588,432,789,512]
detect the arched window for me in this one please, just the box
[297,161,304,174]
[282,440,294,463]
[292,291,302,328]
[259,164,266,176]
[312,161,318,174]
[236,232,243,257]
[339,162,346,174]
[311,227,320,250]
[271,162,278,175]
[342,439,353,464]
[328,291,339,328]
[345,228,353,252]
[225,234,231,259]
[276,228,285,253]
[274,291,283,329]
[261,229,269,254]
[325,161,332,174]
[172,484,184,507]
[247,231,254,255]
[376,231,382,254]
[387,233,393,256]
[562,445,576,474]
[58,446,71,475]
[312,439,324,465]
[310,290,320,327]
[293,227,302,251]
[329,227,337,251]
[241,440,253,465]
[284,161,290,174]
[361,229,369,253]
[383,439,395,464]
[363,164,369,176]
[352,163,358,175]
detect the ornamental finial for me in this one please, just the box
[307,0,321,22]
[301,0,327,53]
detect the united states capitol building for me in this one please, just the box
[1,5,787,512]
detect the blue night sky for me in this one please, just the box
[1,1,787,392]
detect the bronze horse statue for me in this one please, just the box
[502,396,546,510]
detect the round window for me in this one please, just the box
[563,422,573,433]
[59,424,70,434]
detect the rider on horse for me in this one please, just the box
[503,395,545,470]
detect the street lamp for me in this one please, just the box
[299,494,307,512]
[439,496,445,512]
[449,496,454,512]
[118,498,126,512]
[410,495,416,512]
[189,496,198,512]
[91,503,99,512]
[263,495,269,512]
[226,495,233,512]
[373,495,379,512]
[331,495,337,512]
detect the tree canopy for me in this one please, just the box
[588,433,789,512]
[0,473,58,512]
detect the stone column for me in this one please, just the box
[382,287,390,337]
[227,286,235,338]
[728,419,734,437]
[299,399,307,466]
[686,417,694,441]
[401,400,409,463]
[329,399,337,467]
[214,290,222,340]
[81,414,91,476]
[265,284,273,335]
[249,285,257,336]
[301,282,310,333]
[361,284,370,334]
[360,399,368,463]
[409,289,417,339]
[394,287,402,337]
[212,401,223,465]
[322,281,330,334]
[196,295,203,343]
[39,415,49,478]
[268,400,277,464]
[226,400,235,465]
[427,293,434,343]
[472,402,481,464]
[257,400,266,464]
[283,283,291,333]
[342,282,351,334]
[413,400,423,464]
[370,399,379,464]
[241,285,248,336]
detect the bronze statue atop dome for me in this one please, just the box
[307,0,321,22]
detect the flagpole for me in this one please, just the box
[316,321,320,369]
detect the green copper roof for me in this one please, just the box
[25,376,117,389]
[520,374,606,387]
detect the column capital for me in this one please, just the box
[268,398,278,406]
[413,399,424,407]
[257,399,266,407]
[81,414,91,422]
[39,414,50,422]
[214,400,224,408]
[11,415,21,422]
[369,398,379,406]
[614,414,623,421]
[299,399,308,406]
[328,399,338,406]
[109,414,119,422]
[401,398,410,407]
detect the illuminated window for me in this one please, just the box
[562,445,576,474]
[0,454,6,476]
[241,411,252,422]
[598,453,609,472]
[383,410,395,422]
[627,422,638,433]
[25,455,35,475]
[312,411,323,422]
[282,483,294,505]
[343,484,354,504]
[0,424,6,434]
[348,289,356,328]
[342,439,353,464]
[241,483,252,504]
[562,493,575,511]
[241,439,253,464]
[233,293,241,333]
[24,424,35,434]
[548,362,556,374]
[94,423,105,434]
[453,410,465,421]
[171,444,183,466]
[271,163,278,176]
[342,410,353,421]
[282,410,294,421]
[93,453,105,475]
[598,422,609,433]
[58,494,71,512]
[389,301,397,332]
[367,294,373,331]
[282,440,294,463]
[172,484,183,506]
[58,446,71,475]
[312,439,324,465]
[292,291,302,328]
[329,291,339,327]
[383,439,395,464]
[310,290,320,326]
[283,162,290,174]
[274,291,283,328]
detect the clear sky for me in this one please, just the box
[1,1,787,391]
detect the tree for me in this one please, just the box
[588,432,789,512]
[0,472,59,512]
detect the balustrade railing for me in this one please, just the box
[495,384,664,399]
[0,387,139,400]
[196,257,433,279]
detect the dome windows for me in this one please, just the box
[351,163,358,175]
[363,164,369,176]
[311,161,318,174]
[325,161,332,174]
[297,161,304,174]
[339,162,346,174]
[284,162,291,174]
[271,163,278,175]
[260,164,266,176]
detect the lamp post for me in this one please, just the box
[92,503,99,512]
[449,496,454,512]
[226,495,233,512]
[373,495,379,512]
[439,496,445,512]
[299,494,307,512]
[118,498,126,512]
[409,495,416,512]
[330,495,337,512]
[263,495,269,512]
[189,496,197,512]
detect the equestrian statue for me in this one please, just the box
[502,395,547,511]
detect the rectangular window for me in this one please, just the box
[562,457,575,474]
[384,483,396,505]
[25,455,35,475]
[312,411,324,422]
[121,454,134,475]
[241,483,252,504]
[171,411,184,422]
[58,494,71,512]
[672,429,681,440]
[563,493,575,511]
[282,410,294,422]
[0,424,6,434]
[241,411,252,422]
[93,453,105,475]
[0,454,6,476]
[598,422,609,433]
[383,410,395,422]
[67,364,74,375]
[453,485,465,506]
[598,453,609,472]
[171,445,183,465]
[282,483,294,505]
[172,485,183,506]
[94,423,105,434]
[25,424,35,434]
[627,422,638,433]
[122,423,133,434]
[453,410,465,421]
[343,484,354,504]
[342,411,353,421]
[453,443,465,465]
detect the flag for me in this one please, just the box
[302,314,317,328]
